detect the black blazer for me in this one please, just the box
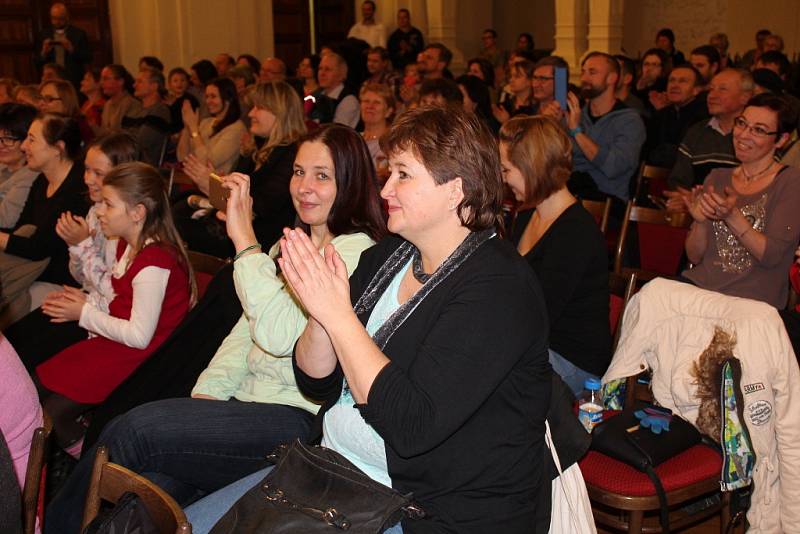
[35,25,91,88]
[294,235,552,534]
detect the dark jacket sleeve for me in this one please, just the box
[250,145,297,247]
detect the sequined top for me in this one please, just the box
[684,166,800,307]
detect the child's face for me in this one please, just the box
[405,65,420,81]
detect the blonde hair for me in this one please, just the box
[359,83,396,122]
[498,115,572,206]
[691,327,737,441]
[248,81,306,168]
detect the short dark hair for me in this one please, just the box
[301,124,386,241]
[756,29,771,40]
[614,54,637,84]
[691,45,721,66]
[419,78,463,105]
[139,56,164,72]
[758,51,791,77]
[582,51,620,77]
[368,46,390,61]
[517,32,534,51]
[362,0,376,10]
[0,102,37,140]
[512,59,536,79]
[535,55,569,78]
[745,93,797,137]
[670,63,703,87]
[466,57,495,88]
[237,54,261,75]
[456,74,493,127]
[168,67,190,82]
[218,53,235,67]
[42,62,67,79]
[191,60,217,86]
[140,67,166,98]
[656,28,675,45]
[381,106,503,232]
[205,78,241,136]
[104,64,135,94]
[38,113,82,161]
[483,29,497,38]
[641,48,672,73]
[426,43,452,67]
[398,8,410,16]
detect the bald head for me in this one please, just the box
[50,3,68,29]
[317,53,347,90]
[259,57,286,83]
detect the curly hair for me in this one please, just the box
[690,327,737,441]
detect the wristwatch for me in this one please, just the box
[568,126,583,137]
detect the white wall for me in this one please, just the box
[109,0,274,73]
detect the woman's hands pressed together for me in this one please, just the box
[41,286,88,322]
[278,228,352,328]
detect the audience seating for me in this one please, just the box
[609,271,637,349]
[22,413,52,534]
[614,202,692,281]
[188,250,230,298]
[581,198,612,235]
[82,446,191,533]
[579,373,732,533]
[633,163,671,207]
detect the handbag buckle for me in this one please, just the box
[263,485,284,502]
[322,508,351,529]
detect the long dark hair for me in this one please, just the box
[299,124,387,242]
[103,162,197,304]
[206,77,240,137]
[105,64,135,95]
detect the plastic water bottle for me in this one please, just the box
[578,378,604,432]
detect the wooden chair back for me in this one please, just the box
[22,412,52,534]
[82,446,191,533]
[581,198,612,235]
[614,201,692,279]
[634,163,671,204]
[608,271,637,351]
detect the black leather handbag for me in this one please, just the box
[590,408,704,533]
[209,440,424,533]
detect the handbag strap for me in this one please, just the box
[545,420,582,532]
[625,432,670,533]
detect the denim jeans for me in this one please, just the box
[548,348,599,397]
[44,398,314,534]
[186,467,403,534]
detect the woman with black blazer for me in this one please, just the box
[184,107,552,534]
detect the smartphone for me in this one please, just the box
[555,67,568,110]
[208,173,229,212]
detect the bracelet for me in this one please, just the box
[737,226,751,239]
[233,243,261,261]
[568,126,583,137]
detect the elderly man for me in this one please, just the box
[310,53,359,127]
[124,68,171,166]
[553,52,645,201]
[665,69,753,208]
[34,2,90,89]
[347,0,386,48]
[259,57,286,83]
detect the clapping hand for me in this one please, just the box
[699,185,738,221]
[278,228,352,327]
[55,211,91,245]
[181,100,200,133]
[663,187,690,213]
[41,286,88,322]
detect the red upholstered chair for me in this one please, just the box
[579,374,732,533]
[188,251,230,299]
[614,202,692,281]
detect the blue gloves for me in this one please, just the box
[634,406,673,434]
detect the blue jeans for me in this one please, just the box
[44,398,314,534]
[548,348,599,397]
[186,467,403,534]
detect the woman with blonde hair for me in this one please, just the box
[359,82,394,176]
[500,115,611,395]
[178,81,306,257]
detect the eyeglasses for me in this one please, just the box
[532,75,554,82]
[733,116,779,137]
[0,136,21,147]
[40,95,62,104]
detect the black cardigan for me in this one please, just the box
[293,235,552,534]
[512,203,611,377]
[4,163,89,285]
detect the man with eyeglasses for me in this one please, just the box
[530,56,568,113]
[665,69,753,204]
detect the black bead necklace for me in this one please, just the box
[411,249,433,283]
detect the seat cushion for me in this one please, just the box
[579,444,721,496]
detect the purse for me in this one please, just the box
[82,492,159,534]
[209,439,424,533]
[590,407,703,533]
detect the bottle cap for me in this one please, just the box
[585,378,602,391]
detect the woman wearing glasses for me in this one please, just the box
[682,93,800,308]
